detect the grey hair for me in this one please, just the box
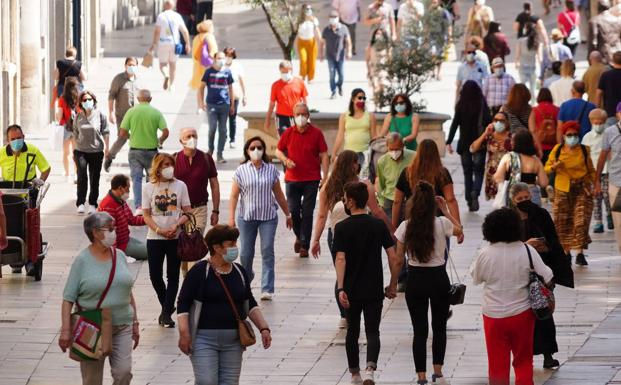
[386,132,403,145]
[137,89,151,101]
[294,102,310,115]
[83,212,114,242]
[509,182,530,199]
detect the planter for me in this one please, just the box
[239,111,451,157]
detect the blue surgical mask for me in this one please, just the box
[223,246,239,263]
[82,100,94,110]
[9,138,24,152]
[565,135,580,147]
[493,121,506,132]
[394,103,406,113]
[127,65,137,75]
[592,124,605,134]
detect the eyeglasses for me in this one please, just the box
[249,146,263,151]
[566,134,579,138]
[357,96,367,101]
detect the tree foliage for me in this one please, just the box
[244,0,302,60]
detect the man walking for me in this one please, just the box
[198,51,235,163]
[334,181,401,385]
[149,0,191,91]
[108,57,139,127]
[375,133,415,220]
[276,103,329,258]
[105,89,169,214]
[364,0,396,41]
[264,61,308,136]
[557,81,596,140]
[332,0,361,55]
[174,127,220,273]
[597,51,621,126]
[196,0,214,21]
[320,10,353,99]
[582,51,608,104]
[483,58,516,116]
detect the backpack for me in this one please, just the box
[200,37,213,67]
[535,109,557,146]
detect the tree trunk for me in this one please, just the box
[260,2,294,60]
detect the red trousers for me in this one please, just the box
[483,309,535,385]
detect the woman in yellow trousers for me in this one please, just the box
[190,20,218,91]
[296,4,321,83]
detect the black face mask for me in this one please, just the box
[516,199,535,212]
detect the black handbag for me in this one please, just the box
[447,249,466,305]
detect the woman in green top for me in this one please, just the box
[59,212,139,385]
[379,94,420,151]
[332,88,377,162]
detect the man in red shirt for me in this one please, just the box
[264,61,309,136]
[174,127,220,272]
[98,174,147,260]
[276,103,329,257]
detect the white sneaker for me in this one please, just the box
[87,205,96,214]
[65,175,72,183]
[260,292,273,301]
[77,204,85,215]
[350,373,363,384]
[362,369,375,385]
[135,207,143,216]
[338,317,348,329]
[432,374,450,384]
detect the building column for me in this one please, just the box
[19,0,43,135]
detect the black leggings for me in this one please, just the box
[405,266,450,373]
[146,239,180,314]
[345,298,383,373]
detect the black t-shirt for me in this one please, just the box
[395,167,453,200]
[441,0,457,15]
[56,59,82,86]
[515,12,539,38]
[333,214,394,301]
[598,68,621,117]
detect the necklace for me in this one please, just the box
[210,260,233,275]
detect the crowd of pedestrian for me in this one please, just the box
[2,0,621,385]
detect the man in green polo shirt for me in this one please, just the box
[105,89,169,213]
[375,132,415,220]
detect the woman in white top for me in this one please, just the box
[224,47,247,148]
[142,153,191,328]
[470,208,553,385]
[394,180,463,385]
[311,150,393,328]
[295,3,321,83]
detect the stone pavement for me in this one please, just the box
[2,1,621,384]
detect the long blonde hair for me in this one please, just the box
[197,20,214,34]
[149,153,176,183]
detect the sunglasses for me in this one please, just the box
[566,134,579,138]
[493,118,506,122]
[357,96,367,101]
[249,146,263,151]
[83,97,93,101]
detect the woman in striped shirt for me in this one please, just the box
[229,136,292,301]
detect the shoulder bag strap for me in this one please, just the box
[576,100,589,124]
[562,11,576,28]
[212,264,242,321]
[165,14,177,45]
[96,248,117,309]
[525,243,534,270]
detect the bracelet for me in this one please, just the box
[212,210,220,214]
[260,328,271,333]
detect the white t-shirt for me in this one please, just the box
[368,2,395,34]
[156,10,185,45]
[227,61,245,100]
[582,130,607,173]
[298,18,319,40]
[398,2,424,38]
[143,179,191,240]
[470,242,554,318]
[549,77,575,106]
[394,217,453,267]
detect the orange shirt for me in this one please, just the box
[270,78,308,117]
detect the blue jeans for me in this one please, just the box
[228,99,239,144]
[237,216,278,293]
[285,181,319,250]
[207,103,230,157]
[327,58,344,94]
[128,149,157,208]
[191,329,243,385]
[460,151,485,201]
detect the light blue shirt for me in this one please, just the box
[601,122,621,186]
[233,162,280,221]
[457,61,488,89]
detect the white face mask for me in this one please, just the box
[329,17,339,26]
[101,230,117,247]
[294,115,308,127]
[183,137,197,150]
[121,192,130,201]
[593,124,605,134]
[475,0,486,5]
[390,150,402,160]
[493,68,504,77]
[249,148,264,161]
[161,166,174,180]
[281,72,292,82]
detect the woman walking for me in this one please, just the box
[557,0,580,55]
[394,181,463,385]
[55,76,80,183]
[59,212,139,385]
[469,111,513,200]
[483,21,510,64]
[465,0,495,39]
[471,208,553,385]
[447,80,492,211]
[177,225,272,385]
[544,121,595,266]
[379,94,420,151]
[515,23,541,99]
[229,136,292,301]
[501,84,533,133]
[72,91,109,215]
[366,28,390,106]
[310,150,393,327]
[296,3,321,83]
[190,20,218,91]
[142,153,191,328]
[494,129,548,206]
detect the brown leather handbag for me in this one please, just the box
[213,267,257,347]
[177,213,208,262]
